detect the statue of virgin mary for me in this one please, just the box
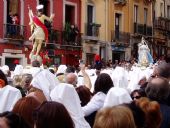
[138,37,153,67]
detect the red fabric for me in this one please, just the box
[40,51,51,65]
[13,59,19,64]
[32,16,48,41]
[94,54,100,61]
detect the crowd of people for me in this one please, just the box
[0,57,170,128]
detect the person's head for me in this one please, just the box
[36,5,44,16]
[71,24,75,29]
[93,105,136,128]
[76,86,92,106]
[103,87,132,107]
[1,65,10,76]
[0,69,8,86]
[145,77,170,102]
[138,76,147,86]
[65,73,77,87]
[21,74,33,91]
[12,97,41,128]
[125,101,145,128]
[131,89,146,101]
[94,73,113,94]
[31,60,41,67]
[12,75,23,86]
[135,97,162,128]
[34,101,74,128]
[153,62,170,79]
[66,66,75,74]
[0,111,29,128]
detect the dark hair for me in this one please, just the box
[125,101,145,128]
[66,66,75,73]
[13,97,41,128]
[34,101,74,128]
[49,69,55,74]
[31,60,40,67]
[130,89,146,100]
[145,77,170,102]
[76,86,92,106]
[0,69,8,85]
[0,111,30,128]
[94,73,113,94]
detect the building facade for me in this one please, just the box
[154,0,170,56]
[108,0,153,63]
[109,0,131,62]
[130,0,153,60]
[81,0,112,66]
[0,0,82,69]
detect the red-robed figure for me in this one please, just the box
[28,5,54,60]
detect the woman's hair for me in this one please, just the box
[0,111,30,128]
[135,97,162,128]
[125,101,145,128]
[93,105,136,128]
[94,73,113,94]
[34,101,74,128]
[76,86,92,106]
[12,97,41,128]
[0,69,8,85]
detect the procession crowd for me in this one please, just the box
[0,57,170,128]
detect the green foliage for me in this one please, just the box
[63,22,71,42]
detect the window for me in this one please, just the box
[8,0,19,15]
[134,5,138,23]
[65,5,75,25]
[144,8,148,24]
[87,4,94,36]
[167,6,170,18]
[39,0,50,15]
[87,5,94,24]
[115,13,122,39]
[160,3,163,17]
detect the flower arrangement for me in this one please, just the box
[40,51,52,67]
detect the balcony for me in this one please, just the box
[83,23,101,41]
[111,30,130,46]
[154,17,170,32]
[114,0,126,5]
[62,31,82,46]
[134,23,152,36]
[48,29,61,44]
[3,24,26,41]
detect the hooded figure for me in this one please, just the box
[50,83,91,128]
[30,67,59,101]
[112,66,129,89]
[0,84,22,113]
[103,87,132,107]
